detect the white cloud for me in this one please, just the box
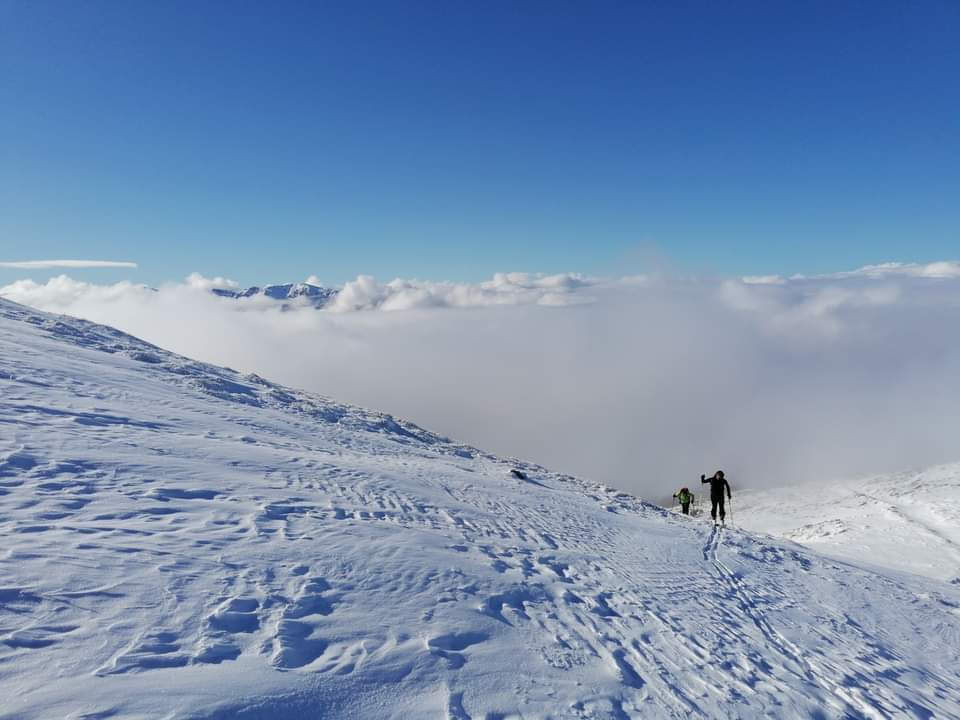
[0,275,154,309]
[810,260,960,280]
[184,272,240,291]
[720,279,903,336]
[741,275,786,285]
[323,272,599,312]
[3,265,960,498]
[0,259,138,269]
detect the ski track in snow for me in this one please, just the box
[1,297,959,719]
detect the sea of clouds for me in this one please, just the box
[4,262,959,497]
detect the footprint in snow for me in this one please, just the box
[271,620,328,670]
[99,630,190,675]
[207,597,261,633]
[427,631,489,670]
[269,574,337,670]
[193,597,261,665]
[3,623,80,650]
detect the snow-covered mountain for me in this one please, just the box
[212,282,337,307]
[1,296,959,719]
[734,466,960,584]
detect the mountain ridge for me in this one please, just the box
[211,282,338,308]
[1,296,958,719]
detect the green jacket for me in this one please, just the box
[675,489,692,504]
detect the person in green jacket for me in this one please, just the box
[673,487,694,515]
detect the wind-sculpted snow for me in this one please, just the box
[1,297,959,719]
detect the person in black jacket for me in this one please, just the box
[701,470,732,525]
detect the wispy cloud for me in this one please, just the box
[740,275,786,285]
[0,259,138,269]
[797,260,960,280]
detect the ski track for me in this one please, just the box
[1,298,959,719]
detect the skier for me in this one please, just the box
[672,487,694,515]
[701,470,732,526]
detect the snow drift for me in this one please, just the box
[0,297,958,719]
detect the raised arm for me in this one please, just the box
[700,473,709,485]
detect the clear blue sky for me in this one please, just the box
[1,0,957,287]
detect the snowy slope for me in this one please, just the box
[734,466,960,584]
[1,297,959,720]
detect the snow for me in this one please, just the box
[734,465,960,584]
[1,296,959,719]
[210,282,337,307]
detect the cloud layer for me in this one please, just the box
[327,272,604,311]
[0,259,138,269]
[3,263,959,498]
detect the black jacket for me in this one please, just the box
[701,474,731,499]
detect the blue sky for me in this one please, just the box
[1,0,957,287]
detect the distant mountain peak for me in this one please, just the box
[211,282,338,307]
